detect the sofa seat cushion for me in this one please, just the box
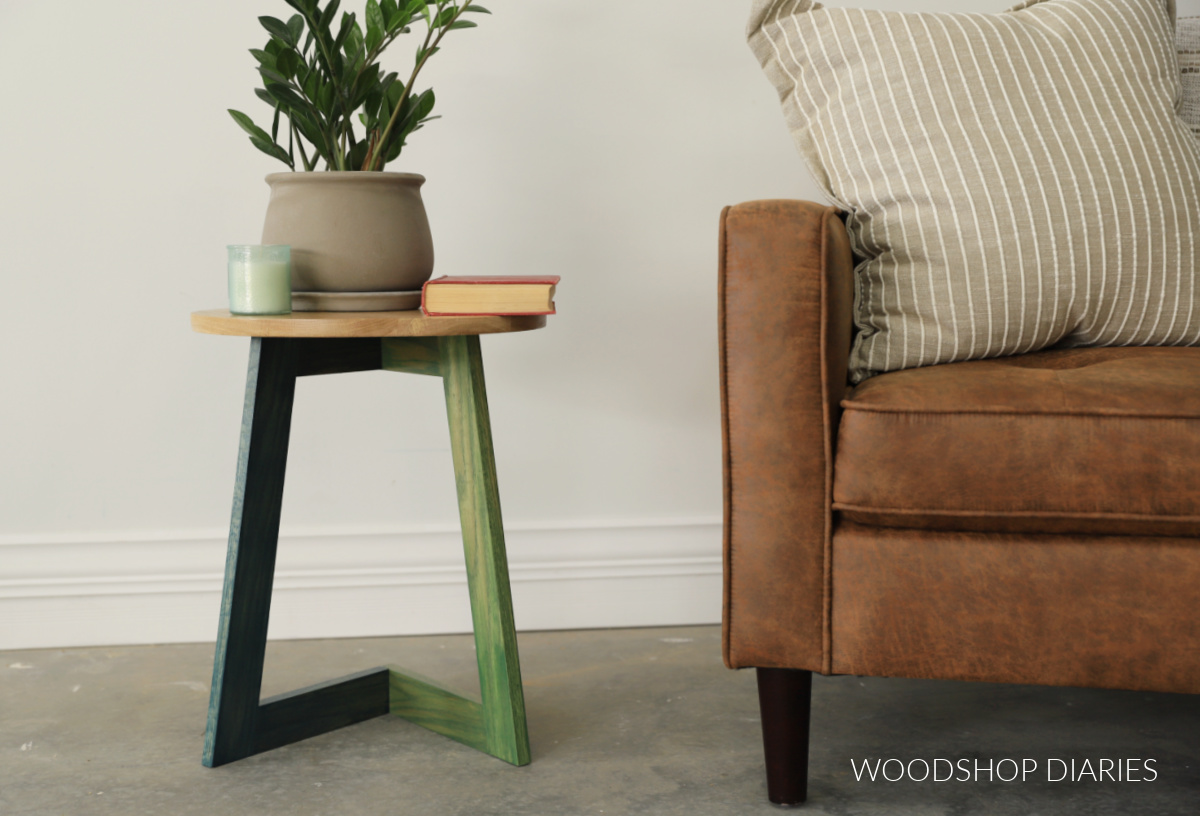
[833,347,1200,536]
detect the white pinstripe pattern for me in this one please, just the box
[1174,18,1200,341]
[1105,0,1189,341]
[1053,1,1161,341]
[749,0,1200,382]
[1182,18,1200,141]
[980,14,1093,348]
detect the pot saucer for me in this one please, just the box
[291,290,422,312]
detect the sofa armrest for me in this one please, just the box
[720,200,855,671]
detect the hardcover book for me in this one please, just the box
[421,275,560,316]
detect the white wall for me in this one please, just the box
[2,0,1194,650]
[0,0,815,650]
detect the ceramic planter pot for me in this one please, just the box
[261,171,434,309]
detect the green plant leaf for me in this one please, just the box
[296,59,317,88]
[385,135,403,163]
[350,19,366,51]
[287,14,305,43]
[464,4,490,13]
[249,48,274,67]
[417,87,435,116]
[258,66,291,86]
[255,88,276,106]
[362,84,383,123]
[293,112,335,168]
[375,72,397,108]
[275,49,300,78]
[386,78,405,106]
[366,0,385,39]
[302,69,320,102]
[349,63,381,109]
[327,49,344,78]
[447,19,476,29]
[292,109,325,147]
[249,134,294,168]
[384,86,436,157]
[229,109,272,142]
[335,11,357,56]
[317,80,334,111]
[341,55,360,93]
[348,139,369,170]
[265,80,308,110]
[319,0,341,31]
[259,16,296,46]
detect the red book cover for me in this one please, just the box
[421,275,560,316]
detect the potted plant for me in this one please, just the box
[229,0,490,310]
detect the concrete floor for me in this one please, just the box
[1,625,1198,815]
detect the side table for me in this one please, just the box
[190,309,546,768]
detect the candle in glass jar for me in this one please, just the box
[227,244,292,315]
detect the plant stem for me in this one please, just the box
[286,116,295,168]
[293,120,315,171]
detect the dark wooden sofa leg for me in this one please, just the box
[756,668,813,806]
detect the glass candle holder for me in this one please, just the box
[227,244,292,315]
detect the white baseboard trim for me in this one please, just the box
[0,519,722,651]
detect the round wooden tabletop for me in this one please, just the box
[191,309,546,338]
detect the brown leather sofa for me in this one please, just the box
[719,199,1200,805]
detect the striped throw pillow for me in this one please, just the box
[750,0,1200,383]
[1182,17,1200,140]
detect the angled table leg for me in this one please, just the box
[438,334,531,766]
[204,337,299,767]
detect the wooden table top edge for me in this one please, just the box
[191,309,547,338]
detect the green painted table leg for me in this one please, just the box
[438,334,532,766]
[204,337,298,767]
